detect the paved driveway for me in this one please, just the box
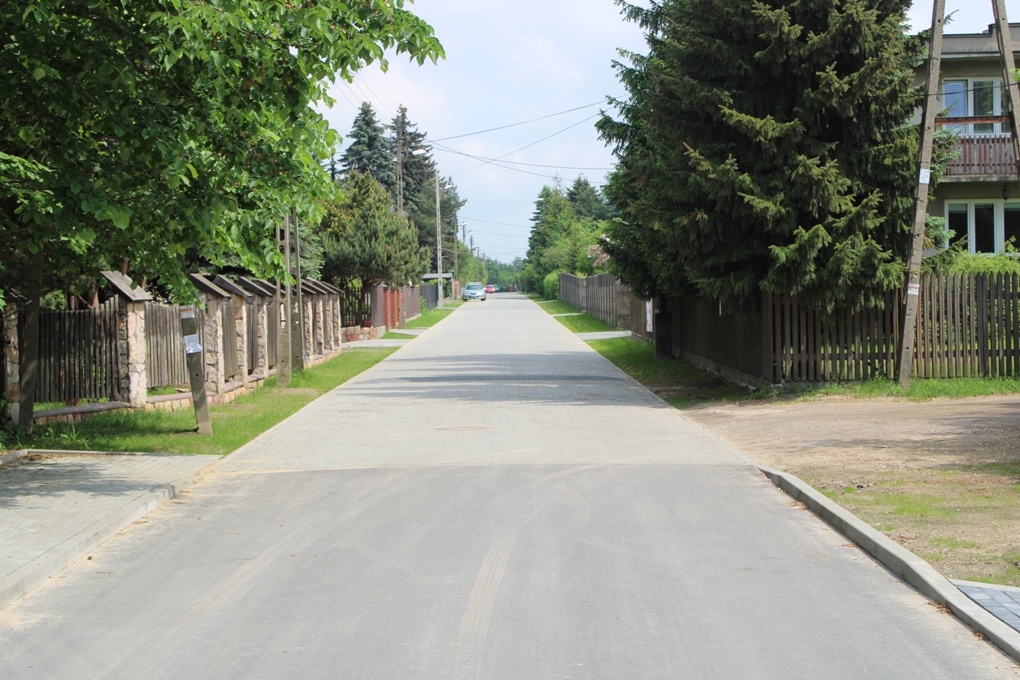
[1,294,1017,678]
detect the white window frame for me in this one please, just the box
[944,200,1020,254]
[942,78,1010,136]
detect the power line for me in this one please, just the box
[463,217,531,229]
[355,74,395,117]
[433,114,604,180]
[430,100,608,142]
[467,227,527,237]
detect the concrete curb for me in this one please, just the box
[759,465,1020,664]
[0,452,215,612]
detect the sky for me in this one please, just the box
[320,1,1020,264]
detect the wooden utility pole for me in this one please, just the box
[897,0,946,388]
[993,0,1020,175]
[899,1,1020,387]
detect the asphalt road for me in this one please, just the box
[1,294,1017,679]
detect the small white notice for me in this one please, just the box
[918,168,931,185]
[184,334,203,354]
[907,283,920,296]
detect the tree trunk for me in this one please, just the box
[18,249,43,433]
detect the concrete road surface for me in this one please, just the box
[1,294,1017,679]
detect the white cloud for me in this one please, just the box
[506,35,584,87]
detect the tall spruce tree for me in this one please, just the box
[567,177,615,221]
[598,0,923,312]
[389,105,433,214]
[340,103,397,196]
[318,171,426,289]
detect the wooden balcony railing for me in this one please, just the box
[937,116,1018,178]
[945,135,1017,177]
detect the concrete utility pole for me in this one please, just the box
[435,169,443,308]
[291,208,305,374]
[395,125,405,216]
[278,213,293,387]
[897,0,945,388]
[179,304,212,435]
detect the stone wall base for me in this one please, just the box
[341,325,387,343]
[33,347,343,424]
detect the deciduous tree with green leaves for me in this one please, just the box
[1,0,443,429]
[598,0,923,312]
[525,179,615,287]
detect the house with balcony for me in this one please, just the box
[931,22,1020,253]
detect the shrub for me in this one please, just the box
[543,271,561,300]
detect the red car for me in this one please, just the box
[484,284,497,293]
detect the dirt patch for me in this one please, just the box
[684,394,1020,584]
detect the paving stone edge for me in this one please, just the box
[0,450,216,611]
[759,465,1020,664]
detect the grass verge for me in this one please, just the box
[405,305,456,329]
[589,337,752,408]
[5,349,396,456]
[818,465,1020,585]
[801,376,1020,401]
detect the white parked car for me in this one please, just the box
[461,282,486,301]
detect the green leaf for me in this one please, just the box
[112,208,131,230]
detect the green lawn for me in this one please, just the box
[799,375,1020,401]
[6,349,396,456]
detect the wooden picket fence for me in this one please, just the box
[559,272,634,331]
[577,271,1019,385]
[145,302,193,389]
[914,272,1020,379]
[763,272,1020,383]
[34,298,121,402]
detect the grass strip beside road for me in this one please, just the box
[8,349,396,456]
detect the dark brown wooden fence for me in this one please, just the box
[914,272,1019,379]
[339,284,372,326]
[667,272,1020,384]
[34,298,121,402]
[145,302,189,389]
[765,292,900,383]
[220,299,240,380]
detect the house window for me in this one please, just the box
[975,203,995,252]
[945,201,1020,253]
[943,79,1010,135]
[943,80,968,134]
[1006,204,1020,249]
[947,203,968,247]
